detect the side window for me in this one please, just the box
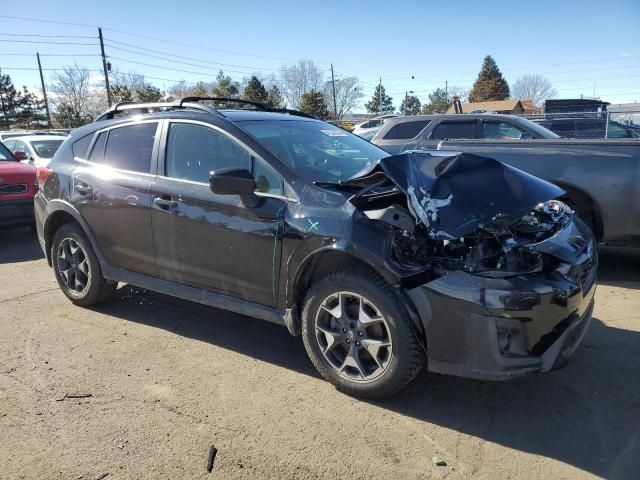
[430,121,476,140]
[72,134,93,159]
[88,132,107,163]
[103,123,157,173]
[480,121,525,139]
[252,156,283,195]
[384,120,431,140]
[165,122,251,183]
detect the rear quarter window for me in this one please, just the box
[72,134,93,159]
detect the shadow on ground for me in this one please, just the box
[0,227,44,264]
[3,228,639,478]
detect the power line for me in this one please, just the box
[0,39,96,46]
[0,33,95,39]
[107,55,257,78]
[0,53,99,57]
[103,40,277,72]
[0,14,96,28]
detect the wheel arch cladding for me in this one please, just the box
[289,249,426,341]
[44,210,78,265]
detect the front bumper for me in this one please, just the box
[407,217,598,381]
[0,197,35,227]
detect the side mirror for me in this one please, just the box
[209,168,259,207]
[13,151,27,161]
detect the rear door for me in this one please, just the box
[151,120,286,307]
[72,121,159,276]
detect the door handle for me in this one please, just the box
[153,196,178,209]
[74,184,93,194]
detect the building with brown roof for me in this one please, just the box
[446,100,524,114]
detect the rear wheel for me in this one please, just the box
[52,223,116,306]
[301,269,425,398]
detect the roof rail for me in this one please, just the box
[94,96,317,122]
[174,96,315,119]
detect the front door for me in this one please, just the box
[151,120,286,307]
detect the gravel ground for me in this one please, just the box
[0,227,638,480]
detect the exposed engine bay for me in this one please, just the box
[387,199,572,277]
[347,152,572,279]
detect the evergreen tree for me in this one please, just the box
[212,70,240,98]
[135,85,163,102]
[243,76,268,104]
[267,85,284,108]
[299,89,329,119]
[111,85,134,104]
[0,70,45,128]
[400,94,421,115]
[469,55,510,102]
[365,84,393,114]
[421,88,452,114]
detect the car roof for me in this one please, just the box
[9,135,65,142]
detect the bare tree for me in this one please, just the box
[110,70,146,92]
[49,63,106,125]
[512,74,557,106]
[279,59,324,108]
[448,85,470,103]
[323,76,363,119]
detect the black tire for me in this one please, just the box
[301,269,425,398]
[51,222,116,306]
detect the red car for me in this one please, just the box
[0,141,37,228]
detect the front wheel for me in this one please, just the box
[301,269,425,398]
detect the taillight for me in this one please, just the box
[36,166,52,187]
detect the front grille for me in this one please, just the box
[0,183,28,195]
[578,255,595,290]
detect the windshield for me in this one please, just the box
[238,120,389,183]
[0,142,14,161]
[30,139,64,158]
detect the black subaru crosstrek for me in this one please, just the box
[35,97,597,398]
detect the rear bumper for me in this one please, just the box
[0,197,35,227]
[407,217,597,381]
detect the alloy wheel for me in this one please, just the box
[314,291,393,382]
[56,238,90,295]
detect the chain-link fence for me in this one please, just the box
[521,109,640,139]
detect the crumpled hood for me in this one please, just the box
[374,151,565,240]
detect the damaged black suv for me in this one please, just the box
[35,98,597,398]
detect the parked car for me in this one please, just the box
[0,130,34,142]
[3,135,65,167]
[533,116,640,139]
[35,98,596,397]
[352,114,398,138]
[372,114,558,153]
[0,141,37,228]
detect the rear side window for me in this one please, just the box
[430,121,476,140]
[72,134,93,159]
[103,123,157,173]
[384,120,431,140]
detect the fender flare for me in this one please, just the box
[42,199,108,270]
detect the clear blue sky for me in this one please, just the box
[1,0,639,110]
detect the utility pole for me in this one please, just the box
[330,64,338,120]
[404,91,408,115]
[36,53,52,128]
[445,80,448,96]
[98,27,112,107]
